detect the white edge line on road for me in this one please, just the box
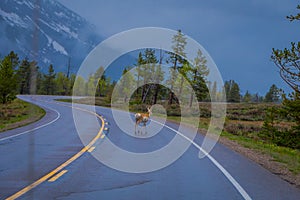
[0,105,61,142]
[152,119,252,200]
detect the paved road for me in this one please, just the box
[0,95,299,200]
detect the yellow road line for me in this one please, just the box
[48,170,68,182]
[6,103,105,200]
[88,146,96,152]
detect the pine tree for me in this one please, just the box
[264,84,280,102]
[188,49,209,106]
[230,82,241,102]
[8,51,19,70]
[86,74,96,96]
[94,66,107,97]
[224,81,231,100]
[0,54,18,104]
[36,69,43,95]
[140,49,158,103]
[55,72,69,95]
[168,30,187,105]
[225,80,241,102]
[68,74,76,95]
[43,64,56,95]
[73,76,86,96]
[243,90,252,103]
[17,58,31,94]
[152,63,164,104]
[152,49,165,105]
[118,67,135,103]
[211,81,217,102]
[134,52,144,101]
[29,61,39,95]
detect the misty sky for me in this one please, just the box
[58,0,299,95]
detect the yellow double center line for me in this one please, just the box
[6,102,105,200]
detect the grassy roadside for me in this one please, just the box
[166,115,300,187]
[56,97,300,186]
[0,98,46,132]
[221,131,300,174]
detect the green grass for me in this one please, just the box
[0,98,46,132]
[221,131,300,174]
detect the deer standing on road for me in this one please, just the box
[135,107,152,134]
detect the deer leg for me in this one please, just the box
[144,122,147,134]
[135,123,137,134]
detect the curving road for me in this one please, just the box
[0,95,299,200]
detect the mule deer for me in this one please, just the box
[135,107,152,134]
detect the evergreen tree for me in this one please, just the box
[87,74,96,96]
[29,61,40,94]
[55,72,69,95]
[152,48,165,105]
[0,54,18,103]
[189,49,209,106]
[8,51,19,70]
[73,76,86,96]
[140,49,158,103]
[152,63,164,104]
[134,52,144,101]
[225,80,241,102]
[118,67,135,102]
[264,84,280,102]
[167,30,187,105]
[224,81,231,100]
[230,82,241,102]
[272,6,300,93]
[68,74,76,95]
[243,90,252,103]
[17,58,31,94]
[94,66,107,97]
[43,64,56,95]
[262,5,300,149]
[36,69,43,95]
[211,81,217,102]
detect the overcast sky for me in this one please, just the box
[58,0,299,95]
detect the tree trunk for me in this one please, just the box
[153,84,159,104]
[168,57,177,105]
[189,71,197,107]
[189,92,194,108]
[178,75,184,101]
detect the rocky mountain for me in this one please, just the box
[0,0,102,73]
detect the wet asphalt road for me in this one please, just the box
[0,95,299,200]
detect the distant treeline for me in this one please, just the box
[0,49,281,105]
[0,31,282,105]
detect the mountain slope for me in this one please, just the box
[0,0,102,72]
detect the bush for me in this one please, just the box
[261,93,300,149]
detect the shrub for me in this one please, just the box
[261,93,300,149]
